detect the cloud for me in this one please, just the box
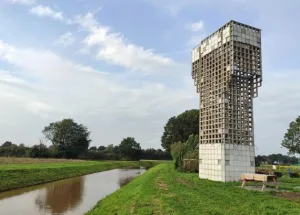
[75,13,184,73]
[30,5,64,21]
[187,20,205,32]
[6,0,35,5]
[186,21,206,47]
[55,32,75,46]
[28,7,183,73]
[0,40,196,148]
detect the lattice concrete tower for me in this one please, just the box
[192,20,262,182]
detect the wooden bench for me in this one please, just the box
[241,173,279,191]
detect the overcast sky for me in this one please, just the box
[0,0,300,155]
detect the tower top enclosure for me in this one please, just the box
[191,20,262,181]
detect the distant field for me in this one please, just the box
[0,157,101,171]
[88,163,300,215]
[0,157,86,164]
[0,158,162,192]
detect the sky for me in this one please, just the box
[0,0,300,155]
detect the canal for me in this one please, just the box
[0,167,145,215]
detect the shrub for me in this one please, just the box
[274,172,283,177]
[170,134,199,172]
[170,142,185,170]
[291,173,299,178]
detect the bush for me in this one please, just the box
[170,134,198,172]
[171,142,185,170]
[274,172,283,177]
[85,151,105,160]
[291,173,299,178]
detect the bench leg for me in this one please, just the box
[262,182,267,191]
[241,180,246,187]
[274,180,279,190]
[275,182,279,190]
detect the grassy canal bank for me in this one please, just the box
[88,163,300,215]
[0,158,161,192]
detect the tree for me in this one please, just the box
[105,144,114,153]
[282,116,300,155]
[161,109,199,152]
[30,144,49,158]
[255,155,267,166]
[98,146,106,151]
[89,146,97,151]
[2,141,13,147]
[140,148,171,160]
[113,145,120,160]
[119,137,141,160]
[42,118,91,158]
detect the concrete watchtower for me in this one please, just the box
[191,21,262,181]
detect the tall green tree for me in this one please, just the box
[119,137,141,160]
[282,116,300,154]
[161,109,199,152]
[42,118,91,158]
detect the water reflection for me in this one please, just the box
[0,168,145,215]
[118,168,145,187]
[35,177,84,214]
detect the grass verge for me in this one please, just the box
[87,163,300,215]
[0,159,160,192]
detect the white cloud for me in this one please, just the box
[75,13,184,73]
[6,0,35,5]
[30,5,64,21]
[187,20,205,32]
[186,21,206,47]
[0,40,196,148]
[55,32,75,46]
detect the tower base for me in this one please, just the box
[199,144,255,182]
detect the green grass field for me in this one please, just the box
[87,163,300,215]
[0,158,161,192]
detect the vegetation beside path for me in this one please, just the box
[87,163,300,215]
[0,158,161,192]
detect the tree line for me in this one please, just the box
[255,154,299,166]
[1,119,171,161]
[0,140,171,161]
[2,110,300,163]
